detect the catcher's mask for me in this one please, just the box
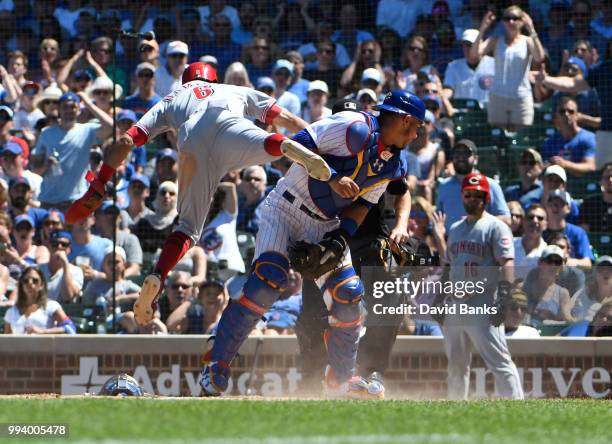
[98,374,143,397]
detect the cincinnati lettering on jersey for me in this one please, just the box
[450,240,485,258]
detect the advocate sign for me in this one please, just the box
[61,357,611,398]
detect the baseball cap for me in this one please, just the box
[13,214,34,229]
[156,148,177,162]
[332,99,362,114]
[50,230,72,243]
[8,176,30,189]
[104,245,127,262]
[200,55,218,66]
[509,289,529,307]
[22,81,41,95]
[521,148,543,165]
[361,68,382,84]
[44,209,65,224]
[200,279,225,291]
[461,29,480,44]
[256,76,276,91]
[567,56,588,76]
[139,39,159,52]
[453,139,478,154]
[423,94,441,110]
[1,141,24,156]
[432,0,450,14]
[595,255,612,267]
[166,40,189,56]
[0,105,14,120]
[541,244,565,260]
[117,109,137,123]
[136,62,156,76]
[59,91,81,104]
[73,69,93,81]
[307,80,329,94]
[547,189,571,206]
[544,165,567,183]
[100,200,120,213]
[357,88,377,102]
[273,59,294,75]
[129,173,151,188]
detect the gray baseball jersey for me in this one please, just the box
[443,212,523,400]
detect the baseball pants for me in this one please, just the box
[174,109,280,244]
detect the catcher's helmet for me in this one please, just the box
[373,90,425,122]
[461,172,490,204]
[182,62,218,84]
[98,374,143,397]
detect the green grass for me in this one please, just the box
[0,399,609,443]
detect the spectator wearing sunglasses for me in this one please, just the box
[543,189,593,268]
[160,271,203,334]
[138,39,160,68]
[529,245,574,324]
[237,165,267,234]
[132,181,178,254]
[504,149,544,208]
[3,267,75,335]
[1,143,42,202]
[513,203,548,280]
[89,36,129,95]
[398,36,440,94]
[540,97,596,177]
[471,6,545,130]
[122,63,161,120]
[503,289,540,338]
[571,256,612,323]
[38,209,65,251]
[13,82,44,135]
[39,230,83,304]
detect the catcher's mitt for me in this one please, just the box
[288,230,347,279]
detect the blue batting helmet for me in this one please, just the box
[373,90,426,122]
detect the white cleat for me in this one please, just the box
[280,139,332,181]
[323,366,385,400]
[133,273,162,326]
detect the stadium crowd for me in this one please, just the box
[0,0,611,338]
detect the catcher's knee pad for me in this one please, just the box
[243,251,289,311]
[322,267,365,326]
[210,252,288,365]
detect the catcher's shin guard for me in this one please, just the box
[209,252,289,364]
[321,267,366,383]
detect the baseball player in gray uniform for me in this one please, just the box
[66,62,331,325]
[433,172,524,400]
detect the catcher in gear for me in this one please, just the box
[200,91,425,399]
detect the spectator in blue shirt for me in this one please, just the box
[541,96,596,177]
[196,14,242,76]
[237,166,268,234]
[436,139,510,230]
[543,190,593,268]
[117,110,146,174]
[504,148,544,208]
[122,63,161,120]
[31,92,112,210]
[69,214,113,278]
[540,57,612,170]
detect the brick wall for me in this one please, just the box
[0,336,610,398]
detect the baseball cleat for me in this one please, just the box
[323,366,385,400]
[65,171,106,224]
[133,273,162,326]
[200,361,230,397]
[280,139,332,182]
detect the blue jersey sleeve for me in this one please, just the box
[486,179,511,216]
